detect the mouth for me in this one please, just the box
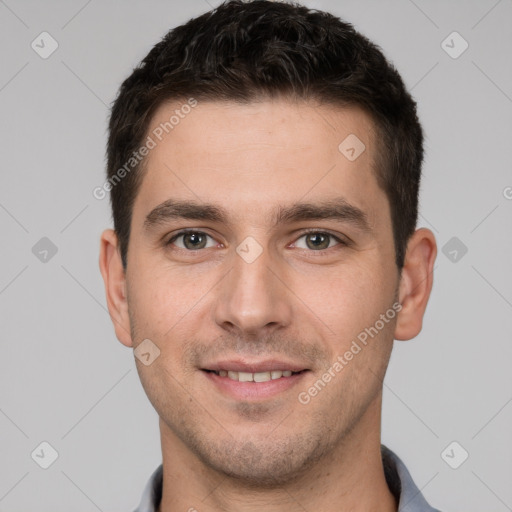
[203,369,306,382]
[200,360,310,400]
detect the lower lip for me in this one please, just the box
[202,370,309,400]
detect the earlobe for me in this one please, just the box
[98,229,133,347]
[394,228,437,341]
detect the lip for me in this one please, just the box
[202,368,309,400]
[202,359,309,373]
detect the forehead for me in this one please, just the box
[133,98,387,229]
[147,97,377,165]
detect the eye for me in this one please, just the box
[292,231,345,251]
[167,230,218,250]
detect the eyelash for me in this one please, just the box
[165,229,349,254]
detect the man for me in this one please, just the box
[99,1,439,510]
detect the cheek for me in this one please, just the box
[126,260,221,351]
[128,260,191,319]
[294,260,394,342]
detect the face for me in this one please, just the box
[122,99,401,484]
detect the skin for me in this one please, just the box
[99,98,437,512]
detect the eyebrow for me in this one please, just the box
[143,197,372,233]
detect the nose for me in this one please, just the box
[213,242,293,336]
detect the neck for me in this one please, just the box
[157,399,397,512]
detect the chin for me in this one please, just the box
[192,434,329,488]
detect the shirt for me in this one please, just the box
[133,444,441,512]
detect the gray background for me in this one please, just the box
[1,0,511,510]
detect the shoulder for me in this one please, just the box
[382,445,443,512]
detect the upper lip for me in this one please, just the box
[202,359,309,373]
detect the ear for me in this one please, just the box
[99,229,133,347]
[394,228,437,341]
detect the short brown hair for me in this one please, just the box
[106,0,424,269]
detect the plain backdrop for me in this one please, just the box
[1,1,511,511]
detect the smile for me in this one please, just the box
[207,369,304,382]
[202,368,309,400]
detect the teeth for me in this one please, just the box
[214,369,299,382]
[238,371,253,382]
[254,372,271,382]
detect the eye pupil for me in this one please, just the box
[184,232,206,249]
[306,233,329,250]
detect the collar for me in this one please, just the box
[133,445,441,512]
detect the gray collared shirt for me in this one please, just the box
[133,445,441,511]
